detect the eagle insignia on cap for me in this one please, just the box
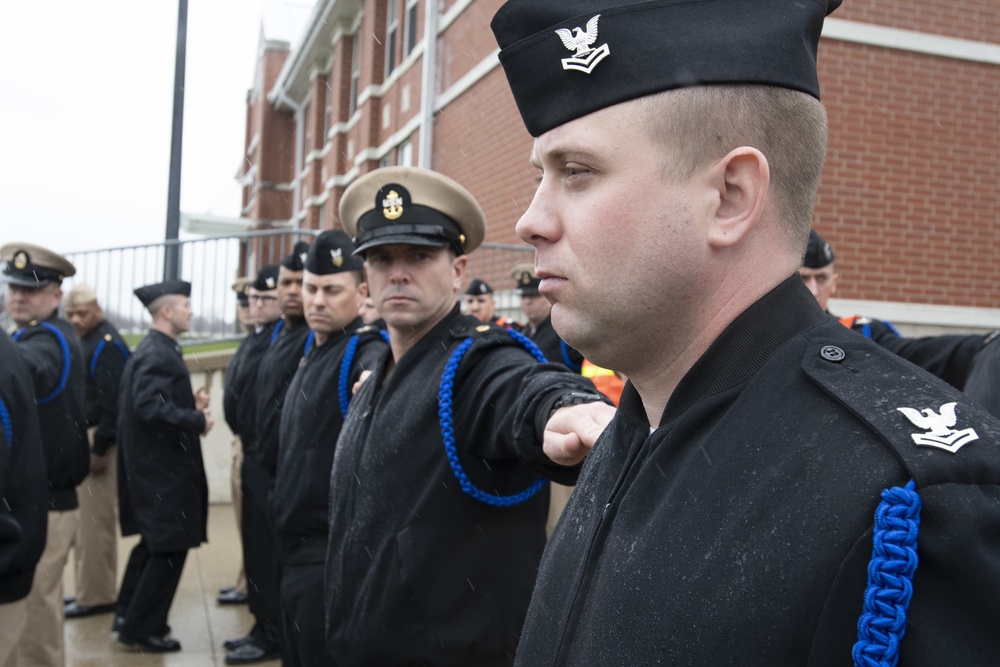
[266,276,276,289]
[13,251,28,270]
[520,272,531,285]
[243,284,251,296]
[383,190,404,220]
[897,402,979,453]
[331,248,344,267]
[555,14,610,74]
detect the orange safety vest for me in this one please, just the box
[581,359,624,406]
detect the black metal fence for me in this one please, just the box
[1,231,536,343]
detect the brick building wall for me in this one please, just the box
[242,0,999,326]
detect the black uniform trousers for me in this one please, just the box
[241,454,281,646]
[279,560,332,666]
[116,539,187,638]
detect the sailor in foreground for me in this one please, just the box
[325,166,613,666]
[491,0,1000,664]
[115,280,212,653]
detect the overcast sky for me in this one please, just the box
[0,0,266,253]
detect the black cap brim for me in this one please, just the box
[2,274,56,287]
[353,234,449,256]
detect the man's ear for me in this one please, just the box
[704,147,770,249]
[452,254,469,291]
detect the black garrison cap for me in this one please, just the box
[491,0,842,137]
[232,277,252,306]
[134,280,191,308]
[305,230,364,274]
[511,263,541,296]
[1,242,76,287]
[466,279,494,296]
[339,167,485,257]
[281,242,311,271]
[803,229,835,269]
[252,265,280,291]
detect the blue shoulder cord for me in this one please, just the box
[853,480,922,667]
[303,331,315,357]
[437,327,550,507]
[560,339,582,372]
[13,322,71,405]
[338,329,390,419]
[90,338,130,380]
[0,396,12,445]
[269,318,286,346]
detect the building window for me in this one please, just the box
[301,100,312,170]
[379,152,393,168]
[404,0,419,57]
[385,0,398,79]
[349,33,360,116]
[398,136,413,167]
[318,201,327,229]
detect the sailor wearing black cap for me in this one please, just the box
[232,276,254,333]
[492,0,1000,664]
[115,280,212,653]
[227,244,312,665]
[270,231,387,666]
[511,263,583,371]
[801,228,999,391]
[465,278,521,331]
[219,266,281,610]
[2,242,88,666]
[323,166,613,666]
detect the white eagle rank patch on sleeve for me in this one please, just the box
[555,15,610,74]
[897,402,979,453]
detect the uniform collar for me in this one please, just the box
[657,274,827,426]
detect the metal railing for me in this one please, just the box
[0,232,537,343]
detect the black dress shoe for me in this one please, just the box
[225,639,279,664]
[64,595,76,605]
[65,601,117,618]
[217,588,248,605]
[117,633,182,652]
[223,634,254,650]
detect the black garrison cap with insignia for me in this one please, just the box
[466,279,494,296]
[339,166,486,257]
[281,242,312,271]
[1,242,76,287]
[232,277,252,306]
[134,280,191,308]
[252,265,280,292]
[803,229,836,269]
[491,0,842,137]
[305,230,364,274]
[511,263,541,296]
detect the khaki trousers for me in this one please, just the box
[231,436,247,594]
[546,482,574,537]
[72,428,118,606]
[0,598,28,667]
[19,509,77,667]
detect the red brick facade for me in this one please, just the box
[240,0,999,313]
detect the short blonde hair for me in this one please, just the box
[627,85,827,249]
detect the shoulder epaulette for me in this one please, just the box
[12,321,71,405]
[90,332,130,380]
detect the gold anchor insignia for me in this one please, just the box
[521,273,531,285]
[243,285,251,296]
[331,248,344,267]
[13,251,28,270]
[382,190,404,220]
[266,276,276,289]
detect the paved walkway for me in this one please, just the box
[62,504,278,667]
